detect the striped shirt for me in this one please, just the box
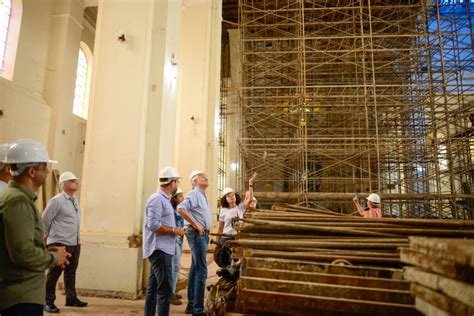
[142,190,177,258]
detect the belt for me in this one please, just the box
[188,227,210,234]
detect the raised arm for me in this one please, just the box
[353,195,366,217]
[243,172,257,208]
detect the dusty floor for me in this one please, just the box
[50,251,220,316]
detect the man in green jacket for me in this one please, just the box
[0,139,70,316]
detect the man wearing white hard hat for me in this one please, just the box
[143,167,185,316]
[0,139,70,316]
[178,170,212,316]
[42,171,87,313]
[0,143,12,192]
[353,193,382,218]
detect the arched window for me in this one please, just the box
[73,43,92,119]
[0,0,22,80]
[0,0,12,70]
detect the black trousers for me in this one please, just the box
[45,243,81,304]
[0,303,43,316]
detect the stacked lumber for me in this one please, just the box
[228,204,474,315]
[401,237,474,316]
[237,257,419,315]
[231,205,474,267]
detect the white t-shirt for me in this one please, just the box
[218,203,245,235]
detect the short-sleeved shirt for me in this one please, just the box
[218,203,245,235]
[178,188,212,230]
[142,190,177,258]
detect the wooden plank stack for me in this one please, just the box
[400,237,474,316]
[226,204,474,315]
[237,257,419,315]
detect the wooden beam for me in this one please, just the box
[227,239,408,250]
[242,257,404,279]
[404,267,474,309]
[237,289,420,316]
[239,277,414,304]
[244,267,410,290]
[411,283,474,316]
[243,249,401,265]
[408,237,474,268]
[400,248,473,283]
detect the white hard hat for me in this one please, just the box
[7,139,57,176]
[6,139,57,164]
[0,144,11,168]
[159,166,181,184]
[222,187,235,198]
[189,169,204,182]
[367,193,381,204]
[59,171,78,184]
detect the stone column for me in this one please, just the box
[44,0,85,174]
[78,0,182,297]
[176,0,222,216]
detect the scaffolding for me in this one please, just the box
[238,0,474,218]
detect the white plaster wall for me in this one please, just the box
[0,0,54,144]
[0,0,90,198]
[176,0,221,215]
[81,0,155,234]
[44,0,87,179]
[77,0,176,295]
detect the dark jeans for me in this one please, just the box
[45,243,81,304]
[186,228,209,315]
[144,250,173,316]
[0,303,43,316]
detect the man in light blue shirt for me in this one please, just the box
[143,167,185,316]
[178,170,212,316]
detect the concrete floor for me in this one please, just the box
[51,252,220,315]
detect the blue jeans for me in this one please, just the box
[186,228,209,314]
[171,236,183,294]
[144,250,173,316]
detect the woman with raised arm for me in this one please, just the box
[216,172,257,246]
